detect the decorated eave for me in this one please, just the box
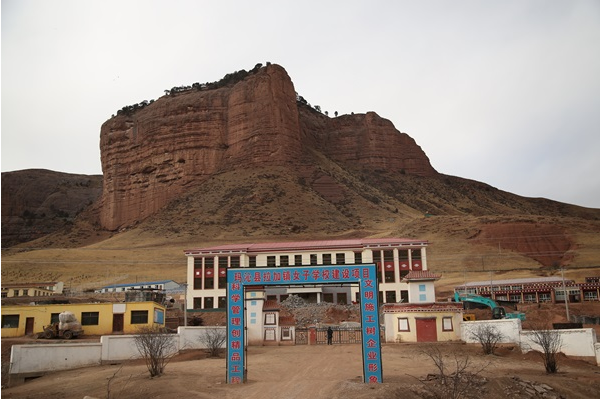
[382,302,463,313]
[183,238,429,256]
[401,270,441,282]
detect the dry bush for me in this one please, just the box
[133,325,178,377]
[198,327,227,357]
[412,346,489,399]
[469,323,505,355]
[527,324,563,373]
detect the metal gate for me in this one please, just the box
[295,328,309,345]
[317,327,362,344]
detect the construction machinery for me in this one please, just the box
[454,292,526,321]
[41,311,84,339]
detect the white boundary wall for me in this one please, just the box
[9,326,226,385]
[521,328,598,357]
[177,326,227,349]
[9,342,102,374]
[461,319,522,344]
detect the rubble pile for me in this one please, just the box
[504,376,565,399]
[280,295,361,327]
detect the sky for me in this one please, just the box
[2,0,599,208]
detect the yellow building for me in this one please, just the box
[1,301,166,338]
[382,302,464,343]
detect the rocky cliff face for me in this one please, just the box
[99,64,436,230]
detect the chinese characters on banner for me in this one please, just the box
[226,264,382,384]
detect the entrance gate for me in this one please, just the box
[227,264,383,384]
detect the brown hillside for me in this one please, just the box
[1,169,102,247]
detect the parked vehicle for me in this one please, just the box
[454,292,526,321]
[40,311,83,339]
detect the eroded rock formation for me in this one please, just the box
[99,64,436,230]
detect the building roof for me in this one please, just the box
[402,270,441,281]
[1,282,59,289]
[184,238,428,256]
[382,302,463,313]
[279,316,296,326]
[458,276,570,287]
[263,299,280,311]
[99,280,178,289]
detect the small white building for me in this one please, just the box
[382,270,464,343]
[95,280,182,294]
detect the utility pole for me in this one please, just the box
[560,267,570,322]
[183,283,188,327]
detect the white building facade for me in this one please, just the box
[184,238,429,310]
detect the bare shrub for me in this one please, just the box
[527,325,563,373]
[134,325,178,378]
[413,346,489,399]
[199,327,227,357]
[469,323,505,355]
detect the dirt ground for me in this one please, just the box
[2,342,599,399]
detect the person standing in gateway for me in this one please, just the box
[327,327,333,345]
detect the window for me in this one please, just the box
[354,252,362,264]
[193,298,202,309]
[337,293,347,304]
[384,250,393,262]
[204,297,214,309]
[1,292,7,298]
[267,256,276,267]
[81,312,99,326]
[131,310,149,324]
[14,290,20,296]
[509,294,521,303]
[310,254,318,265]
[230,256,240,268]
[385,291,396,303]
[281,327,292,340]
[419,294,427,301]
[280,255,289,266]
[539,293,551,302]
[373,250,381,263]
[264,328,276,341]
[584,291,598,301]
[51,313,60,324]
[336,253,345,265]
[194,275,203,290]
[323,293,334,303]
[154,308,164,324]
[398,317,410,332]
[2,315,19,328]
[419,284,426,292]
[399,250,409,261]
[442,317,453,331]
[412,249,421,260]
[204,257,214,289]
[23,289,29,296]
[294,255,302,266]
[218,296,227,309]
[249,256,256,267]
[322,254,331,265]
[265,313,276,325]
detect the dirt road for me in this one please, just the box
[3,343,600,398]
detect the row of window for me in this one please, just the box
[193,249,422,269]
[1,311,150,329]
[1,289,53,298]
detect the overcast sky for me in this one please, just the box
[2,0,599,208]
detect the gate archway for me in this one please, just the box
[226,264,383,384]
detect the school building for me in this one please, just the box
[184,238,429,310]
